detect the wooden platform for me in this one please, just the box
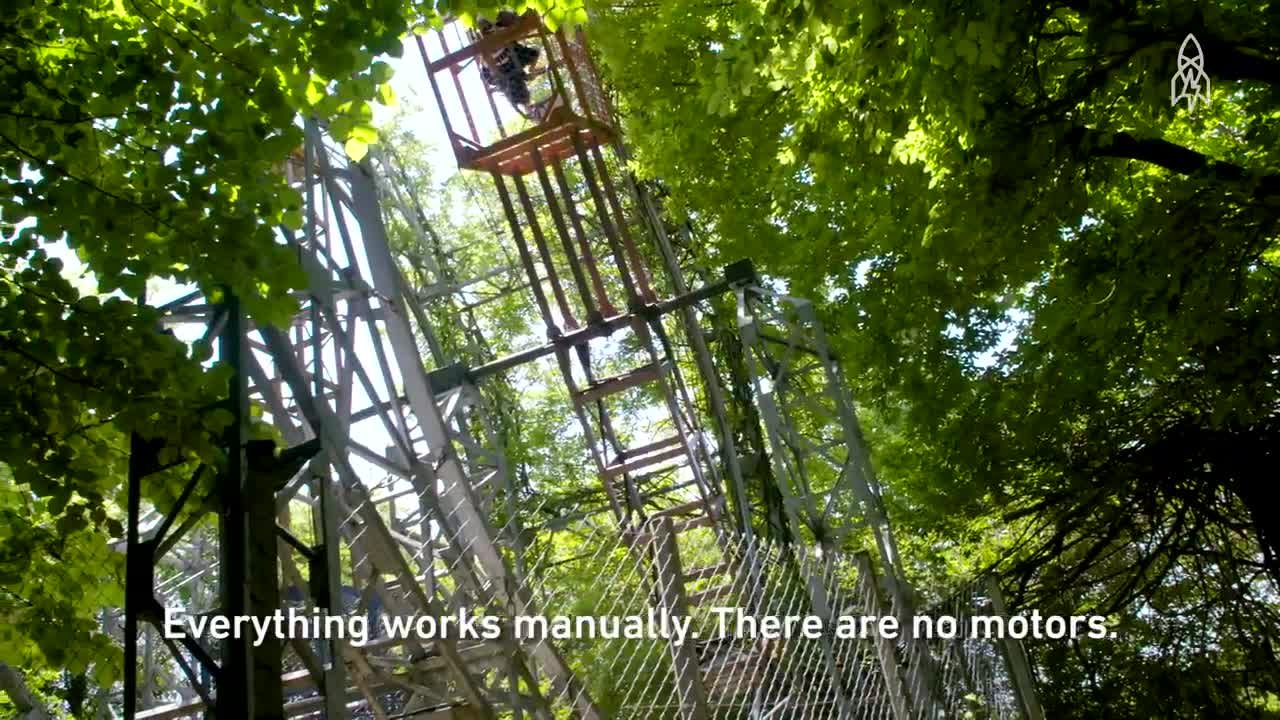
[456,107,616,176]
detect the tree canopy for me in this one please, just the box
[2,0,1278,716]
[589,0,1279,715]
[0,0,416,704]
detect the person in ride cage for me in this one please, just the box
[477,11,555,120]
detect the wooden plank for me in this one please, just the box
[687,582,735,607]
[574,362,661,405]
[671,514,714,534]
[461,116,616,176]
[684,561,731,582]
[602,440,689,479]
[655,495,725,523]
[426,13,543,74]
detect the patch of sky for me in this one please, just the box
[970,307,1029,370]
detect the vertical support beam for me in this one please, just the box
[629,319,706,500]
[437,31,481,144]
[261,325,496,717]
[418,34,465,161]
[794,553,855,720]
[124,433,146,719]
[986,577,1046,720]
[317,465,348,719]
[553,347,628,521]
[651,518,710,720]
[803,299,906,591]
[346,159,600,720]
[141,626,155,709]
[514,174,578,328]
[507,635,524,720]
[586,144,655,303]
[493,172,557,332]
[305,131,355,720]
[550,157,616,317]
[246,445,285,720]
[217,292,253,718]
[733,291,815,550]
[853,553,911,720]
[532,149,598,323]
[571,133,639,305]
[626,171,753,543]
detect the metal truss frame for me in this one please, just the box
[120,122,600,720]
[732,282,904,578]
[110,14,1045,720]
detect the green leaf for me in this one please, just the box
[370,60,394,84]
[304,75,327,105]
[345,137,369,161]
[191,339,213,362]
[378,82,397,107]
[350,123,379,144]
[204,407,236,433]
[329,115,355,140]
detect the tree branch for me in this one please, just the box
[0,338,104,391]
[0,110,118,125]
[0,662,52,720]
[1068,126,1280,198]
[1197,36,1280,85]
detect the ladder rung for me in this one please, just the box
[651,497,710,520]
[652,495,725,525]
[671,513,714,534]
[701,652,758,673]
[602,437,688,479]
[618,510,713,548]
[685,561,731,582]
[635,475,696,499]
[617,434,683,460]
[688,581,735,606]
[574,362,663,405]
[704,657,768,695]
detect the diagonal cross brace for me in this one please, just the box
[260,324,495,716]
[341,157,605,720]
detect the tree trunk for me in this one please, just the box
[1225,424,1280,587]
[66,671,88,717]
